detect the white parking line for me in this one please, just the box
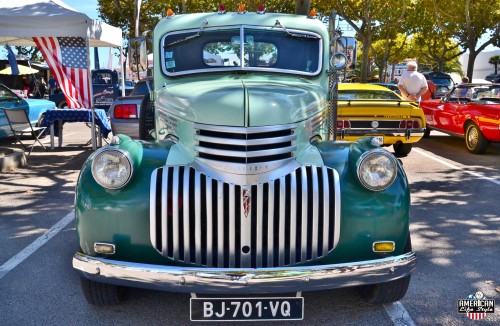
[384,302,417,326]
[414,148,500,186]
[0,211,74,280]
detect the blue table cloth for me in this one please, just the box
[40,108,111,138]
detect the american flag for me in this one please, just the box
[33,37,92,108]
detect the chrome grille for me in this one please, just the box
[150,165,340,268]
[193,124,297,165]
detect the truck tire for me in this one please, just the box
[357,234,412,304]
[139,94,155,140]
[80,277,128,305]
[393,142,412,157]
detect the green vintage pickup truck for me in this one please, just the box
[73,8,416,321]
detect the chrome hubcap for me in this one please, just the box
[468,127,478,148]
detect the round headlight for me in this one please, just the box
[357,150,397,191]
[91,148,132,189]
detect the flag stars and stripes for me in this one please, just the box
[60,37,87,69]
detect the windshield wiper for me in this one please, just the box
[166,19,208,47]
[274,20,320,39]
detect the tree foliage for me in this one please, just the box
[489,55,500,75]
[95,0,500,79]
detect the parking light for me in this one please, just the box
[166,8,175,18]
[94,242,116,255]
[218,4,226,14]
[237,4,246,14]
[257,4,265,14]
[373,241,395,252]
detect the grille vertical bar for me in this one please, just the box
[206,177,213,267]
[278,175,286,267]
[216,180,224,267]
[150,165,340,268]
[289,172,297,265]
[300,165,308,261]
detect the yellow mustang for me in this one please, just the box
[337,83,426,156]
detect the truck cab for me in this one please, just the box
[73,8,416,318]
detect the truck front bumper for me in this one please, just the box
[73,252,416,294]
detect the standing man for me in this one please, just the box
[398,61,428,101]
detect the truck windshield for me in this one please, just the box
[161,26,322,76]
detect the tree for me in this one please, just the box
[429,0,500,80]
[489,55,500,75]
[327,0,411,82]
[97,0,302,39]
[371,34,411,82]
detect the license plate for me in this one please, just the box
[190,297,304,321]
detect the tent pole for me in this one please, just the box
[120,47,125,96]
[86,38,97,150]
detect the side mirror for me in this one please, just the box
[330,36,357,70]
[128,37,148,72]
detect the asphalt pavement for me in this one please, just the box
[0,122,103,231]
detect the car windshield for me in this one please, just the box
[161,26,322,76]
[0,85,20,102]
[450,85,500,100]
[338,90,401,100]
[432,77,454,87]
[131,80,152,96]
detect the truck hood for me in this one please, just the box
[156,79,327,126]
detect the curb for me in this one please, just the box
[0,147,27,172]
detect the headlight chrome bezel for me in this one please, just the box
[357,149,398,191]
[91,147,133,189]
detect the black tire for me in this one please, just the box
[80,277,128,306]
[139,94,155,140]
[465,122,489,154]
[393,142,412,157]
[423,127,431,138]
[358,234,412,304]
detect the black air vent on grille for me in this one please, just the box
[193,124,297,165]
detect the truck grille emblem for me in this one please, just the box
[242,187,251,217]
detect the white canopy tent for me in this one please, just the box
[0,0,124,149]
[0,0,122,47]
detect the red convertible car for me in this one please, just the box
[420,83,500,154]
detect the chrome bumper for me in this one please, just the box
[73,252,416,294]
[338,128,425,138]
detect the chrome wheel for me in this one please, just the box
[465,123,489,154]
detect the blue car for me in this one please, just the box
[0,83,56,138]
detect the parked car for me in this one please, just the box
[337,83,426,156]
[485,74,500,83]
[109,77,153,139]
[119,79,136,96]
[423,71,455,98]
[420,83,500,153]
[0,83,55,138]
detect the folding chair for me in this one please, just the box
[2,108,47,155]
